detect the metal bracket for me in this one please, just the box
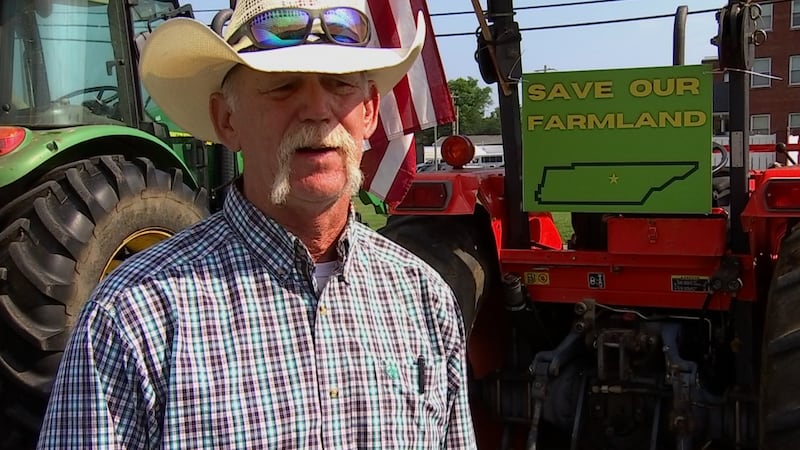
[711,255,743,294]
[661,323,699,450]
[526,330,584,450]
[713,2,761,71]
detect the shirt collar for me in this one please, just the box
[223,184,360,282]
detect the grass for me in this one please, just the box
[353,198,388,230]
[551,211,573,243]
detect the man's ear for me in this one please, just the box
[362,82,380,139]
[209,92,241,151]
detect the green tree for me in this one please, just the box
[449,77,492,135]
[476,106,501,135]
[414,77,501,145]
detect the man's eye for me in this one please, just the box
[261,84,295,97]
[331,80,358,93]
[272,84,294,92]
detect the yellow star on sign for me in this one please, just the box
[609,173,619,184]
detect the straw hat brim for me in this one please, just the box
[140,14,426,142]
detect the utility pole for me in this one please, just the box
[452,94,460,136]
[434,125,440,171]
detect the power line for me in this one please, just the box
[517,7,722,32]
[194,0,794,37]
[194,0,795,16]
[429,0,635,18]
[193,0,635,15]
[434,0,796,38]
[436,7,719,38]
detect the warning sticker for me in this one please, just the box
[671,275,710,292]
[524,271,550,286]
[588,273,606,289]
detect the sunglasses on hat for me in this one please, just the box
[228,7,372,52]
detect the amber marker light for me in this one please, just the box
[441,135,475,169]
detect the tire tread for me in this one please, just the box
[761,222,800,448]
[0,155,208,439]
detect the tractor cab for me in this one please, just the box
[0,0,189,133]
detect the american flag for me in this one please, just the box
[361,0,456,203]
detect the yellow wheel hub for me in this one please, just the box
[101,228,172,278]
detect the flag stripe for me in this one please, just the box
[390,0,436,134]
[360,118,388,196]
[368,0,419,137]
[361,0,455,203]
[385,138,418,201]
[372,134,415,197]
[378,91,403,143]
[413,0,456,126]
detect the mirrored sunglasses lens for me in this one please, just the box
[323,8,369,44]
[251,9,310,48]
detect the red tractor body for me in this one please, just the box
[375,2,800,448]
[382,126,800,450]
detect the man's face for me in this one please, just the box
[211,67,379,210]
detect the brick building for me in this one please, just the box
[708,0,800,144]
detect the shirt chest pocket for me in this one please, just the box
[373,356,448,442]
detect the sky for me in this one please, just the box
[187,0,721,110]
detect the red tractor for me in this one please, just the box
[381,1,800,449]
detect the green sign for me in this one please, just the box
[521,65,712,213]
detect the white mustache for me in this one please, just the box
[270,124,364,205]
[280,124,357,155]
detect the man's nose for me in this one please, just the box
[297,78,334,122]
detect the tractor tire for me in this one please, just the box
[0,155,208,446]
[379,215,498,337]
[761,221,800,449]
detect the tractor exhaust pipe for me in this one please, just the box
[673,6,688,65]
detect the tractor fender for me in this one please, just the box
[742,166,800,256]
[389,173,498,254]
[389,172,484,215]
[475,174,563,252]
[0,125,199,191]
[389,171,563,253]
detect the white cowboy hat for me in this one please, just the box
[139,0,426,142]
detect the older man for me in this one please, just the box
[37,0,476,448]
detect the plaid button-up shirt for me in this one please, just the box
[37,186,476,449]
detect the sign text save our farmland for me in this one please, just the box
[521,65,712,213]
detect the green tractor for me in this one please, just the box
[0,0,239,444]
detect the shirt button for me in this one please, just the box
[319,305,329,316]
[329,387,339,399]
[386,363,399,380]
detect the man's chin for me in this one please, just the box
[272,185,349,209]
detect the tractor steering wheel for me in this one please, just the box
[54,86,119,115]
[712,142,729,175]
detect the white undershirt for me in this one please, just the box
[314,261,339,295]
